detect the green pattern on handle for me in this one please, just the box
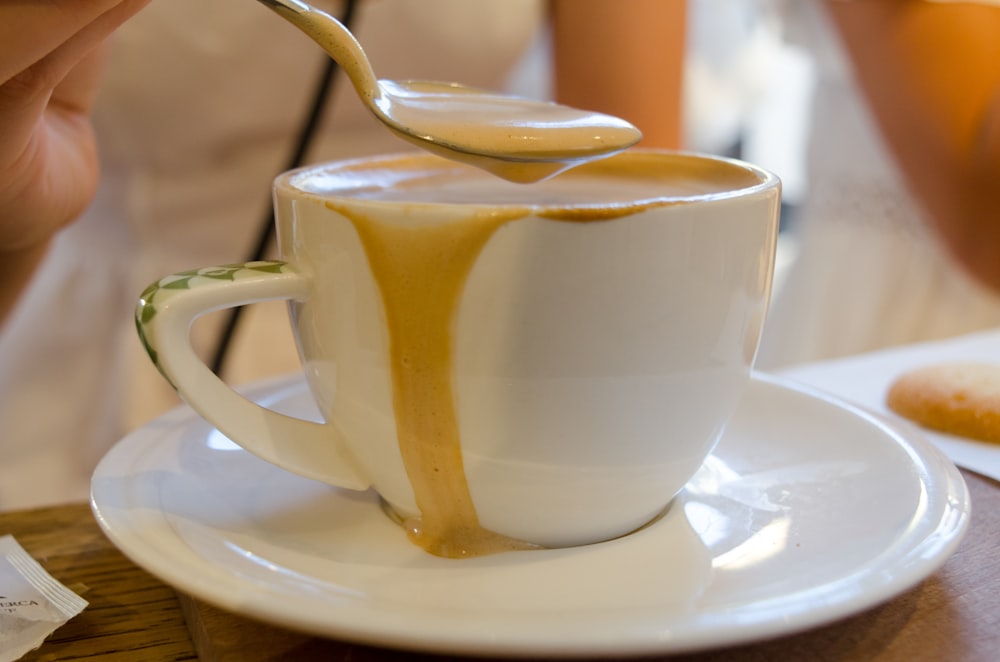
[135,261,291,385]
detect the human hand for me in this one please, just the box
[0,0,151,253]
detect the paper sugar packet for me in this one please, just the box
[0,535,87,661]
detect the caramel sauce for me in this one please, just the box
[332,202,540,556]
[309,153,766,557]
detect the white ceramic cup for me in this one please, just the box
[136,150,780,555]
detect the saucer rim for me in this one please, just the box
[90,372,970,657]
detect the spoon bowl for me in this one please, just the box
[255,0,642,182]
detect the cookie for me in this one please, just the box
[886,362,1000,443]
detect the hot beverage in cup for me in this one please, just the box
[136,150,780,557]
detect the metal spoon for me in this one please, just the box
[254,0,642,183]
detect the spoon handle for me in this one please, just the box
[253,0,379,101]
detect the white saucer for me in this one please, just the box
[91,373,969,657]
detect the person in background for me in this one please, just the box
[756,0,1000,369]
[0,0,685,509]
[826,0,1000,291]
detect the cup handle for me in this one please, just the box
[135,260,370,491]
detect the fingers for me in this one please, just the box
[44,0,151,114]
[49,42,112,118]
[0,0,150,253]
[0,0,125,84]
[0,0,149,170]
[1,0,151,108]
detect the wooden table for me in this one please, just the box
[7,469,1000,662]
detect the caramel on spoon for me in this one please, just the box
[255,0,642,183]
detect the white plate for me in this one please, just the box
[91,373,969,658]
